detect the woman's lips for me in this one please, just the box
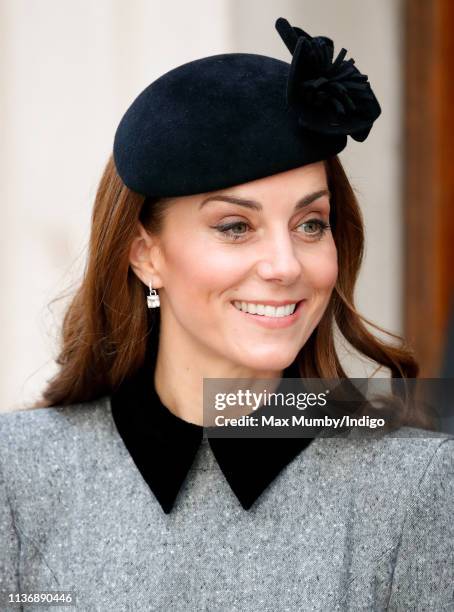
[231,299,306,329]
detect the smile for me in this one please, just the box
[232,301,298,318]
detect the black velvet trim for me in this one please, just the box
[110,333,316,514]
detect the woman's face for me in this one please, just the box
[133,161,338,372]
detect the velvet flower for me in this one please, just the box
[275,17,382,141]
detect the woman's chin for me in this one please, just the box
[233,350,299,375]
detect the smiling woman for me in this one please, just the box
[1,15,453,612]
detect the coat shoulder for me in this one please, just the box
[310,424,454,492]
[0,397,114,494]
[0,397,112,453]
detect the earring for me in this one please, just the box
[147,278,160,309]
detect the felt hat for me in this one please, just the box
[113,17,381,197]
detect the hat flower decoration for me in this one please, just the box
[275,17,381,142]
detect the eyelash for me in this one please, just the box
[213,219,331,242]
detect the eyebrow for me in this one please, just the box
[199,189,331,211]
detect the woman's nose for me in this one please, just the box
[255,230,302,284]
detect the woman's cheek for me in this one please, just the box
[324,258,339,289]
[302,249,338,290]
[164,244,242,297]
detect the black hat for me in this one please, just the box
[113,17,381,198]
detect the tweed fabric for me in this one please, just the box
[1,397,453,611]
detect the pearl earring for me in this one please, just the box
[147,279,160,309]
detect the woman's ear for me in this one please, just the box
[128,222,164,288]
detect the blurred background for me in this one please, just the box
[0,0,453,414]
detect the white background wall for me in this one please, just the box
[0,0,402,412]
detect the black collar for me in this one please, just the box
[110,335,316,514]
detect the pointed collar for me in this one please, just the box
[110,335,316,514]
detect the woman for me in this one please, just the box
[1,17,453,611]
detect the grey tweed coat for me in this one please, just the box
[0,396,453,611]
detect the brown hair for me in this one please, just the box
[32,155,435,430]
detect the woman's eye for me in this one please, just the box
[296,219,331,239]
[214,221,250,241]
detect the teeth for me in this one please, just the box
[232,301,298,317]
